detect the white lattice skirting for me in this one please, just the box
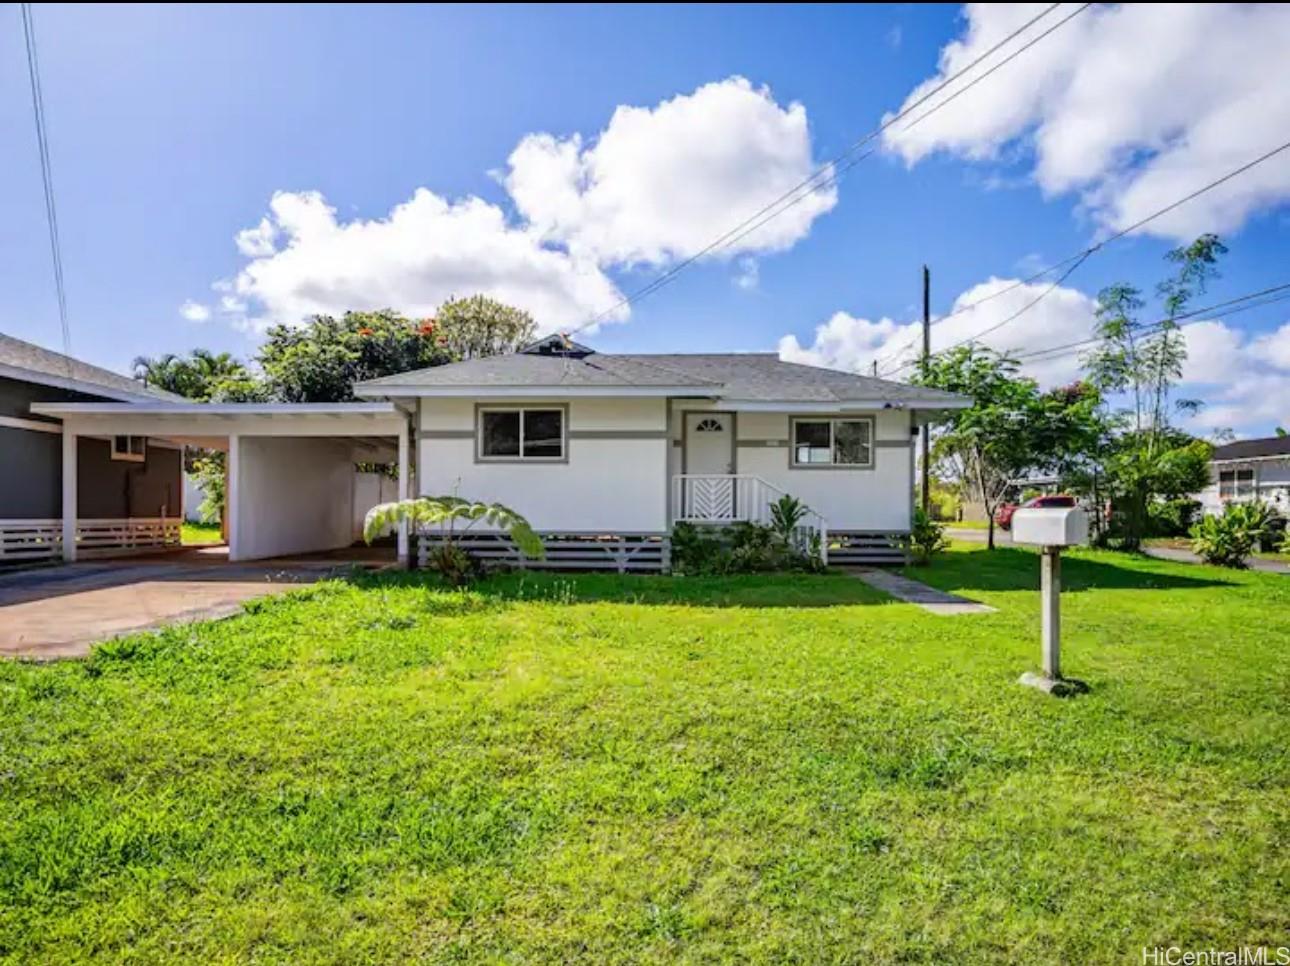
[0,517,182,566]
[419,531,670,573]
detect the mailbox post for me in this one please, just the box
[1011,507,1089,696]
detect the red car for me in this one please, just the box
[995,494,1077,531]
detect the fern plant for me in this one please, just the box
[363,496,545,565]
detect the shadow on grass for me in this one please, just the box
[913,546,1233,594]
[352,568,895,609]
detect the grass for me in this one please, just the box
[1144,536,1288,564]
[180,521,222,545]
[1,546,1287,963]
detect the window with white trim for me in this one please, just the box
[478,407,565,461]
[111,435,146,463]
[791,417,873,467]
[1219,468,1255,502]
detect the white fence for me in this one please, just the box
[671,474,828,563]
[0,517,181,566]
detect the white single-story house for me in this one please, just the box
[24,335,969,571]
[1195,435,1290,517]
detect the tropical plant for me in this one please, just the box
[915,347,1103,549]
[133,349,253,400]
[189,452,225,525]
[1189,502,1274,568]
[363,497,544,579]
[1079,235,1225,550]
[768,494,808,544]
[670,521,822,576]
[904,507,949,566]
[258,299,534,403]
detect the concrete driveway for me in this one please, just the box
[0,547,393,660]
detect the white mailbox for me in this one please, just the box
[1011,507,1088,547]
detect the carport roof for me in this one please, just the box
[30,401,402,417]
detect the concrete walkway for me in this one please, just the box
[847,568,997,615]
[0,548,394,661]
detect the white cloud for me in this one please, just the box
[733,257,759,291]
[219,189,624,334]
[234,217,278,257]
[781,284,1290,438]
[179,300,211,323]
[205,77,833,334]
[779,277,1097,387]
[503,76,836,266]
[883,4,1290,240]
[1181,319,1290,434]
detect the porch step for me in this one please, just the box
[827,531,908,566]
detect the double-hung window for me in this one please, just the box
[791,417,873,468]
[478,406,565,461]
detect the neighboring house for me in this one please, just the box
[1196,435,1290,517]
[352,336,969,567]
[0,333,185,565]
[27,336,969,570]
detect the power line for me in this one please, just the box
[875,136,1290,375]
[1011,283,1290,365]
[562,2,1089,339]
[882,251,1093,377]
[20,3,72,362]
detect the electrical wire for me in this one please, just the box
[20,3,72,363]
[561,3,1091,339]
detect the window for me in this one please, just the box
[1219,468,1255,502]
[111,435,146,463]
[478,407,565,461]
[694,418,724,433]
[791,417,873,468]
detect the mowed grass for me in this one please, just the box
[1,547,1288,963]
[179,521,222,546]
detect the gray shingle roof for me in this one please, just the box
[356,350,966,406]
[1212,436,1290,461]
[0,332,178,402]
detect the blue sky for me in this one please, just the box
[4,3,1288,435]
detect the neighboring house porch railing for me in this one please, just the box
[671,474,828,564]
[0,517,181,566]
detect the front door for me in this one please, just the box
[683,412,735,519]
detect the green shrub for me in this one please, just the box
[1147,498,1200,537]
[670,521,822,576]
[904,508,949,566]
[1189,502,1274,568]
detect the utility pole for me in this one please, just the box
[920,265,931,516]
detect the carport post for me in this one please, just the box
[396,420,410,568]
[61,425,77,562]
[227,434,240,562]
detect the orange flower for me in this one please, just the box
[418,319,436,335]
[357,327,374,337]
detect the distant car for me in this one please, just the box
[995,494,1077,531]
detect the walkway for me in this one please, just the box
[846,568,996,615]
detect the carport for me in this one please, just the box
[29,402,411,566]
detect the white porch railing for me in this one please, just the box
[0,517,181,565]
[671,474,828,563]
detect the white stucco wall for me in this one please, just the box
[1199,458,1290,517]
[233,436,355,559]
[418,397,669,533]
[670,405,915,531]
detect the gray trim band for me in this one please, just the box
[567,429,668,440]
[417,429,474,440]
[737,438,788,448]
[875,439,912,449]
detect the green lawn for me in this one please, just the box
[2,546,1287,963]
[180,521,223,546]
